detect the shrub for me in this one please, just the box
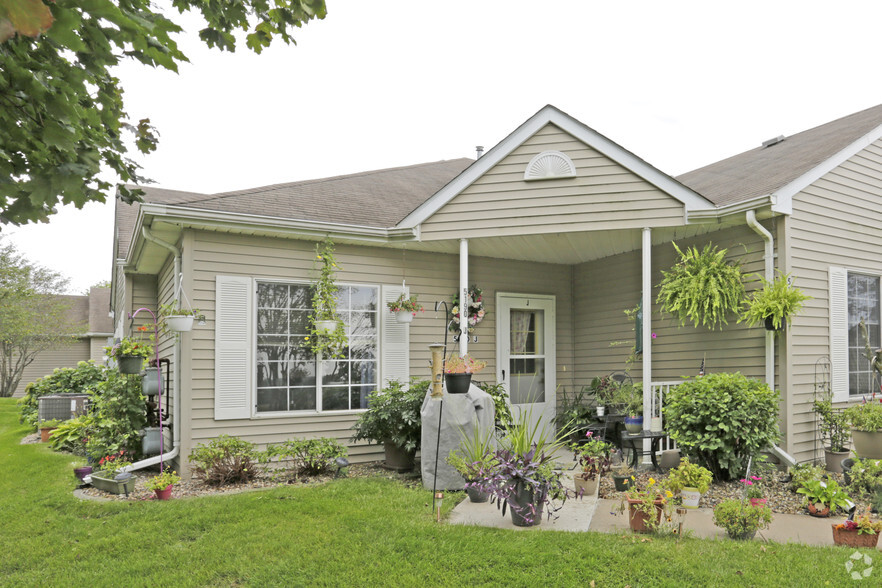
[85,371,147,461]
[48,414,93,455]
[350,378,428,454]
[849,458,882,498]
[266,437,347,477]
[788,463,824,492]
[845,401,882,432]
[475,381,513,430]
[18,360,105,429]
[712,499,772,538]
[190,435,258,486]
[663,372,780,481]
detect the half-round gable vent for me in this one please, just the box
[524,150,577,181]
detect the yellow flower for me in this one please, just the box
[304,336,310,341]
[316,255,322,260]
[648,478,655,486]
[332,263,337,267]
[666,490,673,498]
[630,476,636,481]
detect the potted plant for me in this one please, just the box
[90,450,136,495]
[656,242,745,330]
[444,354,487,394]
[105,326,154,374]
[585,375,620,416]
[712,499,772,540]
[571,431,612,496]
[796,479,852,517]
[624,476,672,533]
[666,458,713,508]
[611,463,634,492]
[845,398,882,459]
[813,392,851,472]
[350,379,427,471]
[38,418,62,443]
[620,383,644,433]
[146,469,181,500]
[386,293,424,324]
[832,509,882,548]
[467,411,572,527]
[158,301,200,333]
[741,474,766,508]
[304,238,348,358]
[447,424,497,503]
[739,273,810,331]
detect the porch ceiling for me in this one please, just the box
[406,220,744,265]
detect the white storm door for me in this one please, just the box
[496,294,556,438]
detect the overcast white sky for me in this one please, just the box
[5,0,882,293]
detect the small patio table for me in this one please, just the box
[620,429,669,471]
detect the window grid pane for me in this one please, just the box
[848,273,881,396]
[257,282,378,413]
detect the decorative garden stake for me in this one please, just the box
[429,343,445,399]
[435,492,444,523]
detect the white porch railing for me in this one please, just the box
[649,380,682,454]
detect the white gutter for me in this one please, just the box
[746,210,775,388]
[84,227,184,484]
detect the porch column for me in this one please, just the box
[459,238,468,356]
[641,228,652,422]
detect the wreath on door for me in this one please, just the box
[450,285,485,333]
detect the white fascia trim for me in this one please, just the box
[139,203,418,243]
[771,122,882,216]
[397,105,715,229]
[687,194,774,222]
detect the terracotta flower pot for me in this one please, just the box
[807,502,831,517]
[574,476,598,496]
[40,427,57,443]
[626,496,664,533]
[154,484,174,500]
[832,524,881,548]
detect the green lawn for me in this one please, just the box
[0,398,865,587]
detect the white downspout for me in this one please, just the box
[641,228,652,462]
[459,238,469,356]
[84,228,183,483]
[746,210,775,388]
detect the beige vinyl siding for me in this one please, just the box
[787,138,882,462]
[184,230,575,465]
[12,339,91,397]
[574,224,769,391]
[420,124,686,241]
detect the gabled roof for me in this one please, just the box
[677,104,882,210]
[115,159,473,258]
[398,105,714,228]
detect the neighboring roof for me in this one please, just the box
[87,287,112,333]
[115,159,473,259]
[677,104,882,207]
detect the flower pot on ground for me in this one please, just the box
[845,401,882,459]
[90,471,135,495]
[623,476,673,534]
[467,409,573,527]
[797,479,852,517]
[146,470,181,500]
[73,465,93,481]
[351,379,426,472]
[39,419,61,442]
[571,430,611,496]
[448,422,498,502]
[825,449,851,474]
[831,510,882,548]
[712,499,772,540]
[611,464,634,492]
[666,458,712,509]
[813,391,851,471]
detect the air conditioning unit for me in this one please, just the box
[38,394,91,423]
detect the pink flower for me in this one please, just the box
[586,431,593,438]
[651,332,657,339]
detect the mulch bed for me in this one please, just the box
[599,468,873,517]
[75,461,424,502]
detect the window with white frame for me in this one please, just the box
[255,281,378,413]
[848,272,881,396]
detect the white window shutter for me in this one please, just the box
[215,276,253,420]
[381,285,409,386]
[829,266,849,402]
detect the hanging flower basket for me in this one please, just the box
[315,319,340,335]
[386,293,423,323]
[117,355,144,375]
[395,311,414,324]
[165,315,194,332]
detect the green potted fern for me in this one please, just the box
[657,242,744,330]
[740,273,810,331]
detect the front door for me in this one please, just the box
[496,293,556,439]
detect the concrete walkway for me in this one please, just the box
[452,487,870,547]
